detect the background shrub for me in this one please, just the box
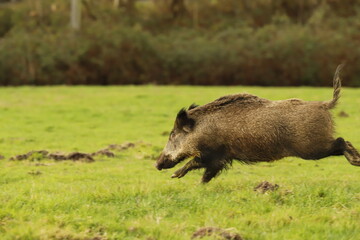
[0,0,359,86]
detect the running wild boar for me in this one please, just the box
[156,65,360,183]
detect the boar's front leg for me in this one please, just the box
[172,157,204,178]
[202,166,223,183]
[201,159,228,183]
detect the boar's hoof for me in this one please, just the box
[344,141,360,166]
[171,169,186,178]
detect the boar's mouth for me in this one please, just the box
[156,154,188,170]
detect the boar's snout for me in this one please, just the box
[156,152,177,170]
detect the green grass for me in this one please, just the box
[0,86,360,240]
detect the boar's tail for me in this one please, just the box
[326,64,344,109]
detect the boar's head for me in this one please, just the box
[156,108,198,170]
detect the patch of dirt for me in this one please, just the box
[89,142,138,158]
[28,170,42,176]
[254,181,279,194]
[50,232,104,240]
[144,154,158,160]
[338,111,349,117]
[47,152,68,161]
[161,131,170,136]
[192,227,243,240]
[48,152,94,162]
[8,141,147,163]
[10,150,94,162]
[9,150,49,161]
[67,152,95,162]
[0,155,5,160]
[127,226,138,232]
[107,142,136,151]
[9,154,29,161]
[34,163,51,166]
[32,150,49,155]
[92,149,115,158]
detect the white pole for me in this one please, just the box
[193,0,198,28]
[70,0,81,30]
[114,0,120,8]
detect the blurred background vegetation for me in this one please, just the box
[0,0,359,86]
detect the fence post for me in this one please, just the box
[113,0,120,8]
[70,0,81,30]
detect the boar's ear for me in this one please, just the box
[176,108,195,133]
[188,103,199,110]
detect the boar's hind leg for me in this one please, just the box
[326,138,360,166]
[172,157,204,178]
[344,141,360,166]
[301,137,346,160]
[328,137,347,156]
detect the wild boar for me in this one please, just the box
[156,65,360,183]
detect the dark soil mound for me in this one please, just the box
[338,111,349,117]
[107,142,136,151]
[10,150,49,161]
[8,142,144,163]
[192,227,243,240]
[254,181,279,194]
[92,149,115,157]
[66,152,95,162]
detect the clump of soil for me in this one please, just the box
[92,149,115,158]
[90,142,138,158]
[10,150,94,162]
[8,142,143,163]
[28,170,42,176]
[48,152,94,162]
[67,152,95,162]
[338,111,349,117]
[47,152,68,161]
[254,181,279,194]
[161,131,170,136]
[192,227,243,240]
[10,154,28,161]
[0,155,5,160]
[107,142,136,151]
[90,142,136,158]
[34,163,51,166]
[9,150,49,161]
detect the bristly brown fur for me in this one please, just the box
[157,64,360,183]
[188,93,269,117]
[177,108,187,118]
[188,103,199,110]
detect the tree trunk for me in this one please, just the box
[115,0,136,15]
[170,0,188,19]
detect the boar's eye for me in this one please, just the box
[169,130,175,138]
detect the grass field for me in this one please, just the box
[0,86,359,240]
